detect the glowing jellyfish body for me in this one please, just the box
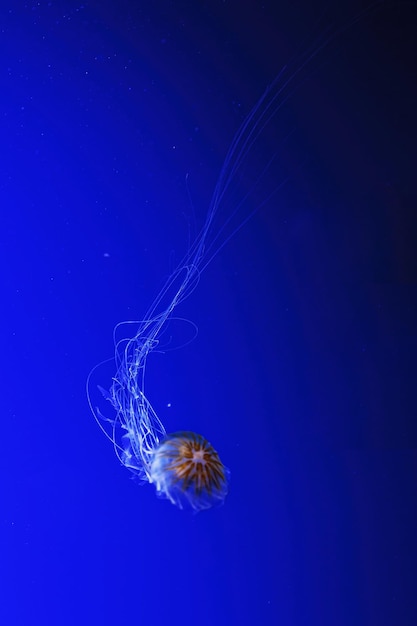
[150,432,231,512]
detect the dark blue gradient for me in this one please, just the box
[1,2,416,625]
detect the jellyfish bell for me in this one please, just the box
[149,431,230,512]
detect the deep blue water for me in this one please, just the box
[1,1,417,625]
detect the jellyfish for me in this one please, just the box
[86,39,325,512]
[87,11,369,512]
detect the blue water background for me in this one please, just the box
[1,1,417,625]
